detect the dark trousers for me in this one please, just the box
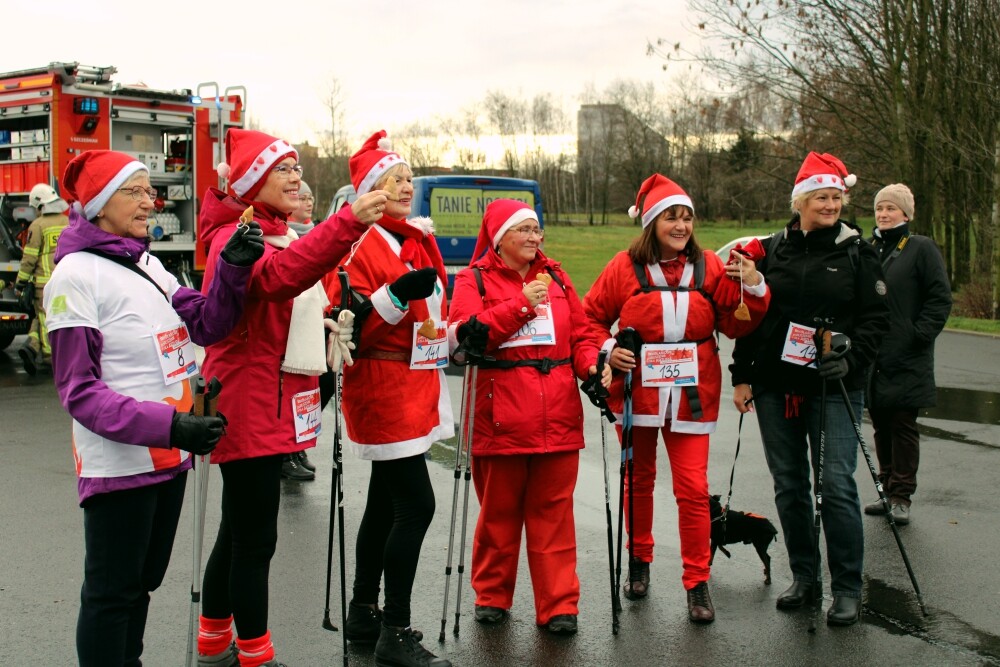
[869,407,920,505]
[77,473,187,667]
[202,455,282,640]
[353,454,435,627]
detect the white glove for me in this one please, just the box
[324,309,356,373]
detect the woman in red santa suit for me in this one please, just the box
[448,199,605,635]
[584,174,770,624]
[195,128,388,667]
[324,130,452,667]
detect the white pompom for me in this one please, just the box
[217,162,231,180]
[378,137,392,151]
[628,205,640,219]
[408,216,435,236]
[844,174,857,188]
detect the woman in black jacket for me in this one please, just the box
[731,152,889,627]
[864,184,952,525]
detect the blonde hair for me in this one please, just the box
[374,163,412,189]
[790,188,851,213]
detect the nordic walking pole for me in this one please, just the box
[186,375,222,667]
[440,363,472,642]
[595,351,620,634]
[452,364,479,637]
[322,268,352,666]
[614,368,634,615]
[808,331,829,634]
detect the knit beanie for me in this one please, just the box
[874,183,914,220]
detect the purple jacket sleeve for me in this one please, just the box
[50,327,176,448]
[172,256,251,346]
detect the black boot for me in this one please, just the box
[18,343,38,377]
[345,601,382,642]
[374,624,451,667]
[297,450,316,472]
[776,581,817,610]
[827,596,861,626]
[623,556,650,600]
[281,454,315,481]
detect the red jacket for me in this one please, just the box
[584,250,769,433]
[449,249,600,457]
[198,188,368,463]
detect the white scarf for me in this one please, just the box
[264,229,329,376]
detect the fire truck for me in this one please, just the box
[0,61,245,349]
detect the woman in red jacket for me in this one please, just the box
[195,129,388,667]
[448,199,605,635]
[584,174,769,624]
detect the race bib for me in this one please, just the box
[781,322,818,366]
[410,321,449,370]
[499,303,556,349]
[153,323,198,386]
[292,388,322,443]
[640,343,699,387]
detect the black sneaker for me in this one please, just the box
[545,614,578,635]
[374,624,451,667]
[474,605,506,624]
[297,450,317,472]
[345,601,382,642]
[18,344,38,377]
[281,454,315,481]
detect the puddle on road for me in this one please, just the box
[863,577,1000,665]
[922,387,1000,426]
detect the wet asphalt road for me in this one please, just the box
[1,331,999,666]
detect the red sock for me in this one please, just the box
[237,630,276,667]
[197,615,234,656]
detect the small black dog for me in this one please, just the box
[709,494,778,584]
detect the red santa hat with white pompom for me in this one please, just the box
[216,128,298,201]
[628,173,694,228]
[349,129,409,196]
[791,151,857,197]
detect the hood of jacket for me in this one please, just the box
[199,187,288,251]
[54,208,149,264]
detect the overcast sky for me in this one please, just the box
[5,0,701,147]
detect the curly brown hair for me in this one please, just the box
[627,205,703,265]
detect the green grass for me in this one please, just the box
[946,316,1000,335]
[544,220,783,294]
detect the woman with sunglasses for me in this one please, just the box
[448,199,604,635]
[44,149,263,666]
[195,129,388,667]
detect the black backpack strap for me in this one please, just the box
[472,266,486,299]
[81,249,170,303]
[544,265,566,291]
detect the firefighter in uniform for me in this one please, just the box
[15,183,70,375]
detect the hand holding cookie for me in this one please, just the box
[522,278,549,308]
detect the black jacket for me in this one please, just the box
[731,218,889,396]
[866,224,952,409]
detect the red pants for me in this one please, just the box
[471,451,580,624]
[619,425,710,590]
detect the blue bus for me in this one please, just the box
[326,175,544,290]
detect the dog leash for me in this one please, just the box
[714,392,758,536]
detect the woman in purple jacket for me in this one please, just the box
[44,150,263,667]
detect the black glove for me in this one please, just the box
[818,354,849,380]
[615,327,644,358]
[456,316,490,359]
[170,412,225,455]
[388,267,438,305]
[221,221,265,267]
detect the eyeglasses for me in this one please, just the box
[511,225,544,239]
[272,164,304,178]
[117,186,158,201]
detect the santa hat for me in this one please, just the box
[472,199,538,263]
[217,128,297,200]
[628,174,694,228]
[349,130,408,196]
[792,151,857,198]
[63,150,148,220]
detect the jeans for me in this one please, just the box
[77,473,187,667]
[755,388,864,597]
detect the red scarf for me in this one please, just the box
[378,216,447,284]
